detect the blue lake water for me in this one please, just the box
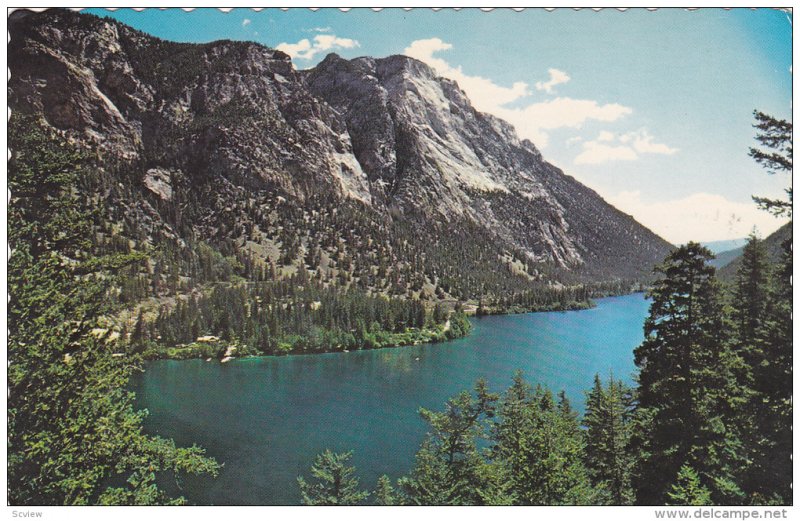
[130,292,650,505]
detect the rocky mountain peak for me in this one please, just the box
[10,9,672,289]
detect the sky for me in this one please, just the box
[85,7,793,244]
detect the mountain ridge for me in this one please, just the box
[8,9,673,310]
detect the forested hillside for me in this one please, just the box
[298,203,792,507]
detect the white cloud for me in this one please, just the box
[575,141,638,165]
[277,34,360,61]
[517,99,631,130]
[630,132,679,155]
[496,98,632,145]
[535,68,570,94]
[403,38,631,147]
[278,39,312,59]
[403,38,453,62]
[574,129,677,165]
[606,191,787,243]
[242,18,251,28]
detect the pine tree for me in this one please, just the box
[131,308,148,352]
[631,243,740,504]
[667,465,713,506]
[746,234,792,503]
[749,110,792,218]
[582,374,635,504]
[732,234,770,352]
[297,450,369,505]
[373,475,396,505]
[728,235,769,498]
[491,372,593,505]
[399,380,498,505]
[738,110,792,504]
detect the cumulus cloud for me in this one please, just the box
[630,132,679,155]
[403,38,631,147]
[242,18,251,28]
[496,98,632,145]
[574,129,677,165]
[277,34,360,61]
[606,191,787,244]
[575,141,638,165]
[515,99,631,130]
[535,68,570,93]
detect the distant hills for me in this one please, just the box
[717,223,791,280]
[702,238,749,256]
[707,246,747,269]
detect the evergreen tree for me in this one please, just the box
[7,115,218,505]
[746,236,792,503]
[667,465,713,506]
[131,308,148,352]
[631,243,741,504]
[491,372,594,505]
[397,440,462,505]
[373,475,396,506]
[297,450,369,505]
[582,374,635,505]
[727,234,770,499]
[749,110,792,218]
[740,110,793,503]
[732,234,770,351]
[399,380,499,505]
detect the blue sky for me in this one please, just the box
[86,8,792,243]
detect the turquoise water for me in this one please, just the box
[131,293,650,505]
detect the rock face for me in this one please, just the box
[8,9,672,294]
[306,53,671,275]
[9,9,372,203]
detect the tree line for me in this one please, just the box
[134,273,471,357]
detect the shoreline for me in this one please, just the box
[141,313,471,363]
[142,291,646,364]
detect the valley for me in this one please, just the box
[7,8,791,509]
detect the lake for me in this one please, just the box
[130,292,650,505]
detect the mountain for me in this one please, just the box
[702,238,748,255]
[703,238,748,269]
[708,245,746,269]
[8,9,672,309]
[718,222,791,280]
[304,53,671,279]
